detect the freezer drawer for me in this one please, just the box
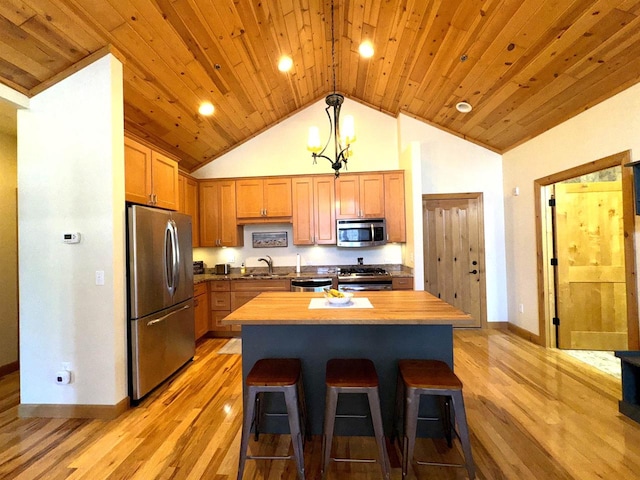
[130,298,195,400]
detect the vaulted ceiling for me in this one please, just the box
[2,0,640,172]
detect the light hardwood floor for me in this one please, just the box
[1,329,639,479]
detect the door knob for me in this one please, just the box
[469,269,478,274]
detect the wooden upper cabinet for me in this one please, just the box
[314,176,336,244]
[384,172,406,243]
[178,173,200,247]
[124,136,179,210]
[292,175,336,245]
[199,180,243,248]
[292,177,314,245]
[335,173,385,219]
[236,177,292,222]
[124,137,152,206]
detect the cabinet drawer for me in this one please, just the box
[211,310,231,331]
[230,279,290,291]
[392,277,414,290]
[210,280,231,292]
[194,282,208,296]
[210,291,231,310]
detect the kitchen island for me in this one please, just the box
[223,291,471,435]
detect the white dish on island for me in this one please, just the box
[324,292,354,305]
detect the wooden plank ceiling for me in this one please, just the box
[2,0,640,172]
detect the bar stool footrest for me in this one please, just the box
[248,454,294,461]
[416,460,466,468]
[333,457,377,463]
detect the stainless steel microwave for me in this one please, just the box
[336,219,387,247]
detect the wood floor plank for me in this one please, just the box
[0,331,638,479]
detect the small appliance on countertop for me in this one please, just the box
[215,263,231,275]
[193,261,205,274]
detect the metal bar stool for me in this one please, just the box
[237,358,307,480]
[322,358,391,480]
[394,359,475,479]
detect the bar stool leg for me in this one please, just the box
[283,387,306,480]
[439,396,453,448]
[402,388,419,478]
[366,388,391,480]
[297,374,310,442]
[391,372,404,445]
[238,386,257,480]
[321,387,339,478]
[451,390,476,480]
[253,392,263,441]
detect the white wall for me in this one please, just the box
[192,98,405,268]
[398,141,423,287]
[18,54,127,405]
[0,131,18,368]
[193,97,400,179]
[503,82,640,335]
[397,115,508,323]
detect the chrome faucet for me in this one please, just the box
[257,255,273,274]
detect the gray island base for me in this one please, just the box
[242,323,453,436]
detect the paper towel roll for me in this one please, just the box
[296,253,301,273]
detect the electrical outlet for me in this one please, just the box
[95,270,105,286]
[518,304,524,313]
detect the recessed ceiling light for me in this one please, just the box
[198,102,215,116]
[359,41,374,58]
[456,101,473,113]
[278,55,293,72]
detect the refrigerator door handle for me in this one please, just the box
[165,221,176,296]
[171,219,180,293]
[146,304,191,326]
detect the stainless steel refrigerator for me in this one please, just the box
[127,205,195,401]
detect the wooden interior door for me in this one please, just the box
[422,194,485,327]
[555,181,628,350]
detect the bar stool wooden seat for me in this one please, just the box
[322,358,390,480]
[394,359,475,479]
[237,358,307,480]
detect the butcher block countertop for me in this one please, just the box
[222,291,471,325]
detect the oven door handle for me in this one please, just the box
[339,284,392,292]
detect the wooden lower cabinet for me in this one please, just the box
[194,283,209,340]
[209,280,233,336]
[208,279,290,336]
[392,277,414,290]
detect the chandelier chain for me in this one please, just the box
[331,0,336,93]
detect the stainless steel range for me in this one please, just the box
[337,266,392,292]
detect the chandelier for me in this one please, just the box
[307,0,355,177]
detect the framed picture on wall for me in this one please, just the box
[252,231,288,248]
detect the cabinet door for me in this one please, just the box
[199,181,219,247]
[264,177,292,217]
[151,151,179,210]
[314,175,336,244]
[335,175,359,219]
[218,180,243,247]
[360,174,385,218]
[179,174,200,247]
[194,293,209,340]
[199,180,242,247]
[124,137,152,205]
[292,177,314,245]
[236,179,264,218]
[384,172,406,242]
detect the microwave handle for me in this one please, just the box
[371,223,374,240]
